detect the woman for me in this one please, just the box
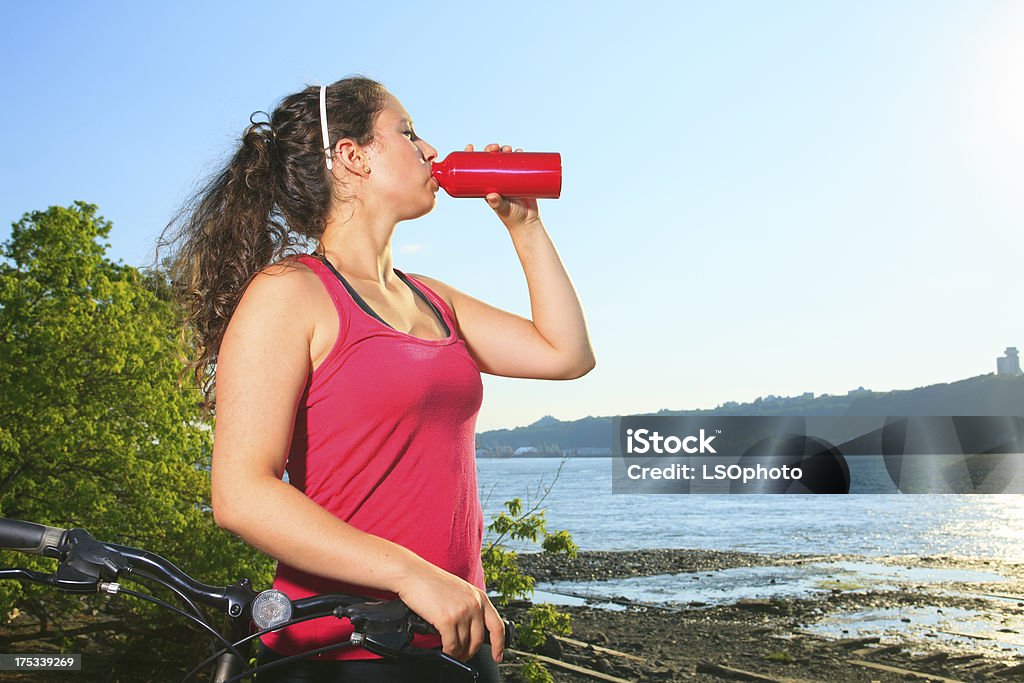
[166,76,594,681]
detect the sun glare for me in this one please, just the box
[964,3,1024,159]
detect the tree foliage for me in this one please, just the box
[516,603,572,651]
[0,203,273,620]
[482,497,578,608]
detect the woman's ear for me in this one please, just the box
[333,139,372,177]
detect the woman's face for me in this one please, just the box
[363,94,440,221]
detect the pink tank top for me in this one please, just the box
[261,254,485,660]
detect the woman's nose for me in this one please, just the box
[420,140,438,163]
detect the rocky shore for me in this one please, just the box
[2,549,1023,681]
[499,549,1024,682]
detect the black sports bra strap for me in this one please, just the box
[312,253,389,327]
[394,271,451,337]
[312,253,450,337]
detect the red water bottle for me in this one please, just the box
[431,151,562,199]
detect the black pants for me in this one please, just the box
[254,642,502,683]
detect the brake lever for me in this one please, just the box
[339,601,480,681]
[52,528,130,593]
[352,631,479,681]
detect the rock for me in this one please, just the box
[539,634,562,658]
[735,599,780,614]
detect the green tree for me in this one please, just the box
[0,204,272,650]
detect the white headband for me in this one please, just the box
[319,85,333,170]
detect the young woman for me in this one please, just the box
[166,76,594,681]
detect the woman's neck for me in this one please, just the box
[318,207,398,286]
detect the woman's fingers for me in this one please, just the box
[449,599,486,661]
[473,143,522,153]
[485,192,509,217]
[432,587,489,661]
[437,620,461,660]
[468,598,487,662]
[452,614,471,661]
[483,596,506,662]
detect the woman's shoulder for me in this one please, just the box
[246,255,322,296]
[233,256,324,321]
[222,255,338,365]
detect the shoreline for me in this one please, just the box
[517,547,1024,582]
[501,548,1024,682]
[2,548,1021,681]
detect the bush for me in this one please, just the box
[481,463,578,681]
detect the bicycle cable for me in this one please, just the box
[128,567,208,624]
[126,566,220,662]
[221,639,359,683]
[118,587,248,666]
[178,610,337,683]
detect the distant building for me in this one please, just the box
[568,447,611,457]
[997,347,1022,376]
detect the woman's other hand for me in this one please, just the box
[397,562,505,663]
[463,142,540,229]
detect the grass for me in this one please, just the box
[764,650,794,663]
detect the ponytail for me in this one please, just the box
[159,77,388,409]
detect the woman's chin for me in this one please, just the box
[402,197,436,222]
[420,194,438,216]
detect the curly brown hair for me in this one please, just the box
[160,77,389,409]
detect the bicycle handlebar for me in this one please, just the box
[0,518,67,557]
[0,518,513,682]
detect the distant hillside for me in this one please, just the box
[477,415,610,452]
[844,374,1024,416]
[476,374,1024,452]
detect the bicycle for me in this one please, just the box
[0,518,513,682]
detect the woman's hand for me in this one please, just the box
[397,561,505,663]
[464,142,540,229]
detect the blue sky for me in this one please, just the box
[2,1,1021,431]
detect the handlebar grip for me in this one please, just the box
[502,620,515,649]
[0,518,67,557]
[409,613,516,649]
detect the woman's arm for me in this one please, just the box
[210,265,503,662]
[414,145,596,380]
